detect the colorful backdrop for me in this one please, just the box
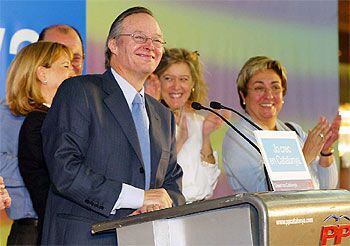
[0,0,339,244]
[86,0,339,128]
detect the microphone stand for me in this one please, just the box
[210,101,262,130]
[192,102,261,154]
[192,102,273,192]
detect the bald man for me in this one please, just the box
[38,24,84,75]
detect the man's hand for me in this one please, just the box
[129,188,172,216]
[144,188,172,208]
[130,204,162,216]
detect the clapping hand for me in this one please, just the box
[302,113,341,166]
[303,116,331,164]
[202,110,231,138]
[321,113,341,153]
[0,176,11,210]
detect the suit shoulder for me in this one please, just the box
[56,74,105,103]
[61,74,104,89]
[145,95,171,116]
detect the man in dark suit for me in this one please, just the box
[41,6,185,245]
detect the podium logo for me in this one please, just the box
[324,215,350,223]
[320,215,350,246]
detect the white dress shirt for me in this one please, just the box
[110,68,148,213]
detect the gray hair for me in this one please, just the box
[104,6,154,69]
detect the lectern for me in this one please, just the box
[91,190,350,245]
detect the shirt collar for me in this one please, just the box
[43,103,51,108]
[241,111,289,131]
[111,68,145,110]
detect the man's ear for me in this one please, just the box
[36,66,47,84]
[108,38,118,55]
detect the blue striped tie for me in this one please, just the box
[132,93,151,190]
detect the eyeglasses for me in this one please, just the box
[248,85,283,96]
[118,31,166,48]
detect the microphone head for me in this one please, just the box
[210,101,223,109]
[191,102,203,110]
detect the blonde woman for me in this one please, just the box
[154,48,224,203]
[5,41,73,244]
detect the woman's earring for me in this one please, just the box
[42,80,47,85]
[191,87,195,93]
[243,100,246,105]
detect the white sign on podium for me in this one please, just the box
[254,130,314,191]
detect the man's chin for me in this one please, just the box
[141,67,157,76]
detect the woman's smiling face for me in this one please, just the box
[160,62,194,110]
[242,69,284,127]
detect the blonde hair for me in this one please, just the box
[6,41,72,116]
[154,48,208,105]
[236,56,288,109]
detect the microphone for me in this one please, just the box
[210,101,262,130]
[191,101,203,111]
[191,102,261,154]
[192,101,273,192]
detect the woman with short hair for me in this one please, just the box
[222,56,340,193]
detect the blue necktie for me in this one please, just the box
[132,93,151,190]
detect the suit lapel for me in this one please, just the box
[145,96,162,188]
[101,70,144,166]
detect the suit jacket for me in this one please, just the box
[41,69,185,245]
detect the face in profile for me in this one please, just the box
[111,13,164,78]
[39,53,74,102]
[241,69,284,125]
[160,62,194,111]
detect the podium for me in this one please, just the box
[91,190,350,245]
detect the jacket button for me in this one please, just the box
[139,167,144,173]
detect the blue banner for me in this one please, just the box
[0,0,86,99]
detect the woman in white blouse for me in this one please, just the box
[154,48,223,203]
